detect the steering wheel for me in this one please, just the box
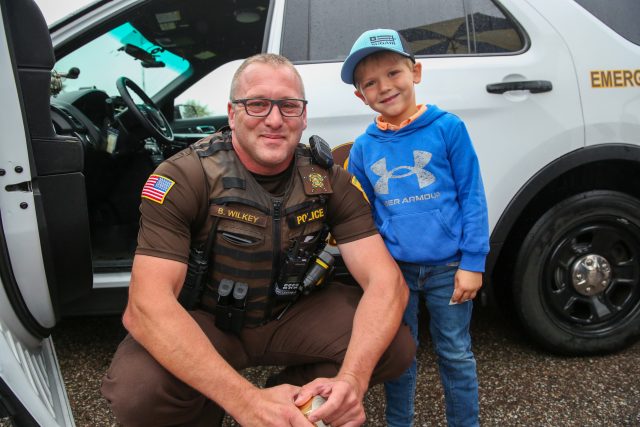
[116,76,174,144]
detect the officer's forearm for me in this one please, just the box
[339,266,408,393]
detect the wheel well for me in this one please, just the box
[491,158,640,302]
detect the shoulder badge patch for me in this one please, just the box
[142,174,175,204]
[299,165,333,195]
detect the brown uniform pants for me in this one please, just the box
[101,283,415,426]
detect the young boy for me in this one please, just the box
[341,29,489,427]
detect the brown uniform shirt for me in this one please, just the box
[136,147,377,263]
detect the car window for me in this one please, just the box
[174,59,244,117]
[281,0,524,62]
[574,0,640,46]
[54,22,191,97]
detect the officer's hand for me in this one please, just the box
[295,375,366,427]
[451,269,483,303]
[234,384,313,427]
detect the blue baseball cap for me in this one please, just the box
[341,28,415,85]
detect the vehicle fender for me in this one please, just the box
[487,143,640,277]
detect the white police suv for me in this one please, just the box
[1,0,639,424]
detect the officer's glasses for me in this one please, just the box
[231,98,308,117]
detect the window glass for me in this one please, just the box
[55,22,191,97]
[399,1,470,56]
[574,0,640,46]
[175,60,243,117]
[282,0,524,62]
[281,1,310,62]
[462,0,525,54]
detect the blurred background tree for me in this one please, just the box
[184,99,211,117]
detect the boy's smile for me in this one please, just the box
[354,53,422,126]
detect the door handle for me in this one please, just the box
[486,80,553,94]
[195,125,216,134]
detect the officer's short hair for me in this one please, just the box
[230,53,305,100]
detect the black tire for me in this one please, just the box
[513,190,640,355]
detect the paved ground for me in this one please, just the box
[3,302,640,426]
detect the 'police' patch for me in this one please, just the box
[288,207,326,228]
[211,205,267,227]
[141,174,175,204]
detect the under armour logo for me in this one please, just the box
[371,151,435,194]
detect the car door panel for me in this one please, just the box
[526,0,640,146]
[3,0,93,321]
[1,0,81,423]
[1,0,56,333]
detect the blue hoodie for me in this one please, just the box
[348,104,489,271]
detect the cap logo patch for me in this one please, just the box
[369,35,396,46]
[141,174,175,204]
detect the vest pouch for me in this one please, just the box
[215,279,234,332]
[293,229,326,254]
[218,222,263,247]
[230,282,248,334]
[215,280,249,334]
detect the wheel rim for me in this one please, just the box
[543,220,640,335]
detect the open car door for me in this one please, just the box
[0,0,91,424]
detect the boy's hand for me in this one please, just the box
[451,269,483,303]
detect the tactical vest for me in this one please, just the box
[191,131,333,327]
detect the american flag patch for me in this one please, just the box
[141,174,175,204]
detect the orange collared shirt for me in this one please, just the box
[376,104,427,131]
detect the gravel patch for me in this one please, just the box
[2,304,640,426]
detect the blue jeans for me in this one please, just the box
[385,263,479,427]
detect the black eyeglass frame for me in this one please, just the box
[231,97,308,117]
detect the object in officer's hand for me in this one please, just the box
[298,395,330,427]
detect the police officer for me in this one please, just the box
[101,53,414,427]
